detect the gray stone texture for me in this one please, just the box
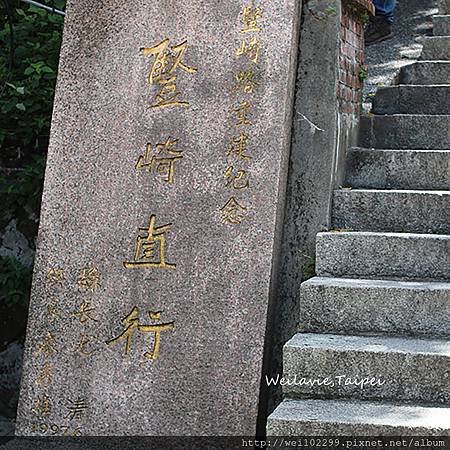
[439,0,450,15]
[267,399,450,436]
[332,189,450,234]
[15,0,301,436]
[396,61,450,85]
[433,15,450,36]
[272,0,352,411]
[363,0,436,107]
[0,343,22,420]
[0,220,34,269]
[359,114,450,150]
[344,148,450,190]
[420,36,450,60]
[299,277,450,337]
[282,333,450,404]
[373,85,450,115]
[316,231,450,281]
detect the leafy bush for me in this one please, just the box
[0,256,31,308]
[0,0,66,156]
[0,155,46,239]
[0,1,65,346]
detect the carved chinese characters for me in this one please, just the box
[220,1,264,225]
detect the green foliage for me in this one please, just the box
[0,0,66,149]
[0,156,46,240]
[0,256,31,308]
[301,253,316,281]
[358,66,368,82]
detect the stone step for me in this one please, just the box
[267,399,450,436]
[359,115,450,150]
[316,231,450,281]
[373,85,450,114]
[344,148,450,190]
[420,37,450,60]
[299,277,450,337]
[434,15,450,36]
[332,189,450,234]
[397,61,450,85]
[281,333,450,405]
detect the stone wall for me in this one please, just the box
[338,3,366,115]
[271,0,372,411]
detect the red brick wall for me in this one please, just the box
[338,4,367,115]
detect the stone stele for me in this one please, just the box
[15,0,301,436]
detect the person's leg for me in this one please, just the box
[372,0,396,24]
[365,0,396,45]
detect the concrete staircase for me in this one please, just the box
[267,4,450,436]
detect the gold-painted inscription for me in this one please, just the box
[35,363,53,386]
[46,298,60,323]
[72,300,98,324]
[34,332,58,358]
[31,395,52,418]
[74,334,98,357]
[31,422,82,436]
[77,266,101,293]
[141,38,198,109]
[135,137,182,184]
[124,215,176,269]
[235,70,258,94]
[107,306,174,360]
[46,268,64,287]
[236,37,261,63]
[220,197,248,224]
[233,100,253,126]
[65,397,88,420]
[224,166,250,190]
[227,133,252,160]
[240,3,263,33]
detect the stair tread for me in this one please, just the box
[300,277,450,337]
[269,399,450,430]
[287,332,450,356]
[303,276,450,291]
[319,230,450,239]
[336,188,450,194]
[350,147,450,155]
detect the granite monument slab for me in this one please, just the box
[15,0,301,436]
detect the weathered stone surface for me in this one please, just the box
[0,342,23,419]
[15,0,301,436]
[267,399,450,436]
[282,333,450,404]
[300,277,450,337]
[332,189,450,234]
[0,417,14,437]
[316,231,450,281]
[433,15,450,36]
[420,36,450,60]
[0,220,34,269]
[396,61,450,85]
[439,0,450,17]
[359,115,450,150]
[344,148,450,190]
[273,0,354,413]
[373,85,450,115]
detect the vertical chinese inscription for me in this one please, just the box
[220,1,264,224]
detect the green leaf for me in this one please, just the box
[15,103,26,111]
